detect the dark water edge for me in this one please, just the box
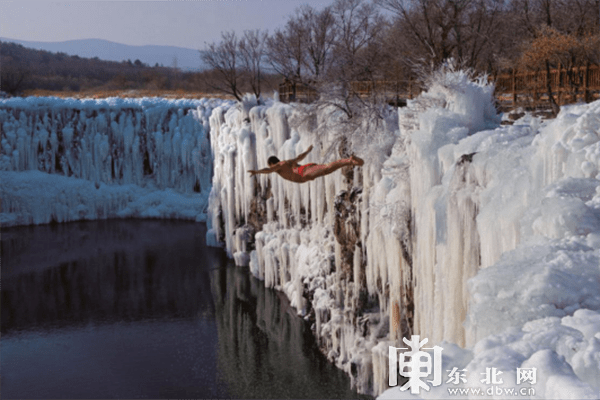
[1,219,369,399]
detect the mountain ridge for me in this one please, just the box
[1,37,205,70]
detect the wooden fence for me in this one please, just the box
[278,64,600,110]
[493,64,600,109]
[278,80,417,105]
[278,82,318,103]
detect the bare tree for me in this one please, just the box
[265,4,339,101]
[298,5,338,80]
[321,0,387,117]
[376,0,507,71]
[266,16,308,96]
[201,31,243,101]
[376,0,457,66]
[596,0,600,35]
[331,0,386,79]
[239,29,268,98]
[455,0,506,71]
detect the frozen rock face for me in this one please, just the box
[206,77,500,395]
[207,96,391,394]
[333,187,362,280]
[208,75,600,398]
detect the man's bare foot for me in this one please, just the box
[350,155,364,166]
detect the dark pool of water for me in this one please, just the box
[1,219,367,399]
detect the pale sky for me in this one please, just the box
[0,0,329,50]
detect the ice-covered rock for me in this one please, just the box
[208,72,600,398]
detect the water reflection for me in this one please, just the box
[1,220,366,399]
[211,265,363,399]
[2,220,222,332]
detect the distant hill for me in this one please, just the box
[0,40,203,95]
[1,38,205,71]
[0,40,280,97]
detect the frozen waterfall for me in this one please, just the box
[1,96,230,226]
[207,75,600,398]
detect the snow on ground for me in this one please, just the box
[0,170,209,225]
[1,96,230,226]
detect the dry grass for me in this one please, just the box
[22,88,237,100]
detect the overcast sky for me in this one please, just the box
[0,0,328,50]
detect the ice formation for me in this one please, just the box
[2,78,599,398]
[1,96,230,226]
[207,77,600,397]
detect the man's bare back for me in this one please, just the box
[248,145,364,183]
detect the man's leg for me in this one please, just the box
[302,156,363,180]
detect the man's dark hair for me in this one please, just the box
[267,156,280,165]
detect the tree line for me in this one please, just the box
[203,0,600,115]
[0,41,280,97]
[2,0,598,114]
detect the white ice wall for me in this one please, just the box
[1,97,229,226]
[208,76,600,397]
[207,95,390,393]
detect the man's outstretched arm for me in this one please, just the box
[248,163,283,176]
[248,167,273,176]
[294,145,313,163]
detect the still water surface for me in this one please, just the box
[1,220,365,399]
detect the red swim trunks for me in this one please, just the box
[293,163,317,177]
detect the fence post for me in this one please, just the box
[558,65,564,105]
[511,69,517,107]
[584,63,590,103]
[532,70,538,105]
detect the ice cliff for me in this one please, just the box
[207,71,600,397]
[0,97,229,226]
